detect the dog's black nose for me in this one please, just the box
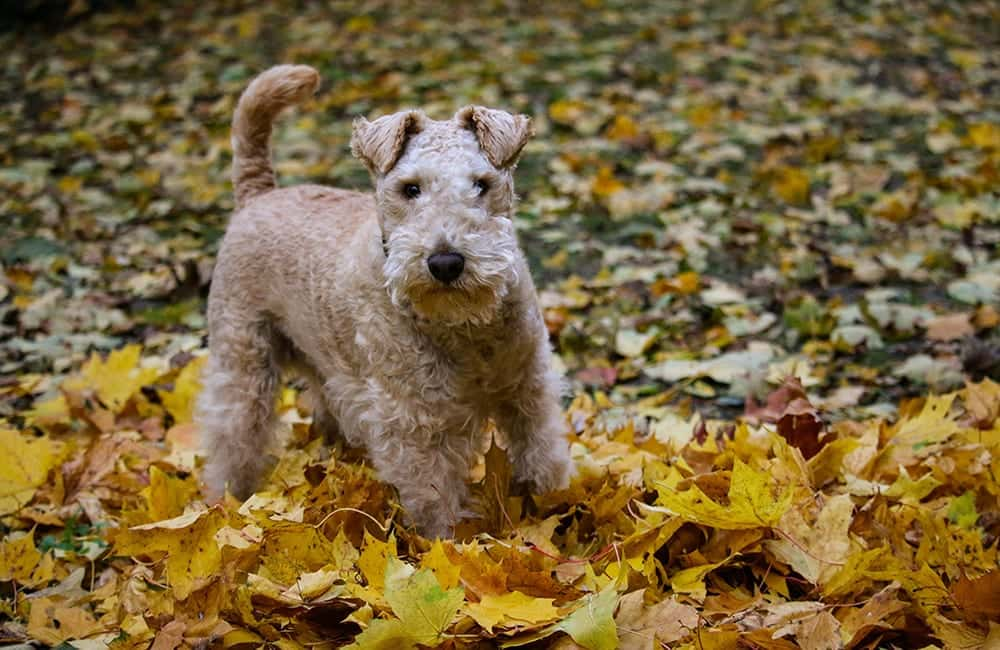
[427,252,465,284]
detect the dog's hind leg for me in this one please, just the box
[197,315,283,500]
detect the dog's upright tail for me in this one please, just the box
[231,64,320,210]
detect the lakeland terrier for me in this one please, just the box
[197,65,572,537]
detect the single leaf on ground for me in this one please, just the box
[383,556,465,646]
[614,589,699,649]
[112,508,227,599]
[554,585,620,650]
[465,590,561,633]
[0,531,42,582]
[62,344,159,412]
[0,429,64,515]
[654,459,794,529]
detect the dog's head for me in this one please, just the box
[351,106,532,326]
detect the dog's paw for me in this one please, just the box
[411,511,458,540]
[516,444,572,495]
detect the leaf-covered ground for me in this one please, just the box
[1,1,998,648]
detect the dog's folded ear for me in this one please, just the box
[456,106,533,169]
[351,110,425,174]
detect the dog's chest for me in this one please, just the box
[437,330,531,402]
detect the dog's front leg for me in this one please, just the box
[367,428,472,539]
[496,361,572,495]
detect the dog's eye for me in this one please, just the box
[473,178,490,196]
[402,183,421,199]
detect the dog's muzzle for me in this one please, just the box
[427,252,465,284]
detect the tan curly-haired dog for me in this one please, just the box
[197,65,572,537]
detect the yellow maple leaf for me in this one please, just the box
[771,167,810,205]
[464,590,560,633]
[670,558,730,601]
[247,567,344,606]
[288,567,343,601]
[345,618,415,650]
[890,393,960,448]
[159,355,206,425]
[140,466,200,522]
[548,98,588,125]
[0,531,42,582]
[821,547,892,599]
[807,437,860,487]
[214,523,263,551]
[0,429,64,515]
[968,122,1000,150]
[259,522,348,584]
[113,508,226,599]
[383,556,465,646]
[358,532,397,591]
[554,583,620,650]
[63,344,159,412]
[421,539,461,590]
[22,394,70,429]
[222,629,265,648]
[654,460,794,530]
[27,597,105,646]
[764,493,854,585]
[605,115,639,142]
[885,466,941,505]
[592,165,625,198]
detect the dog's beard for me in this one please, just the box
[407,283,503,325]
[384,231,518,327]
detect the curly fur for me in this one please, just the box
[197,65,572,537]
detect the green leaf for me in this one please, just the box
[555,585,620,650]
[346,618,416,650]
[947,491,978,529]
[384,556,464,646]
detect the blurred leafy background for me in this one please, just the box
[2,0,998,417]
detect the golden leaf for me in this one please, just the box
[771,167,810,205]
[159,355,206,425]
[0,531,42,583]
[112,508,226,600]
[0,429,64,515]
[592,166,626,198]
[890,393,960,448]
[140,466,201,522]
[654,460,794,530]
[968,122,1000,150]
[465,590,560,633]
[26,597,104,646]
[63,344,159,412]
[421,539,461,590]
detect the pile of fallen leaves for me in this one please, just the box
[1,346,998,648]
[2,1,998,420]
